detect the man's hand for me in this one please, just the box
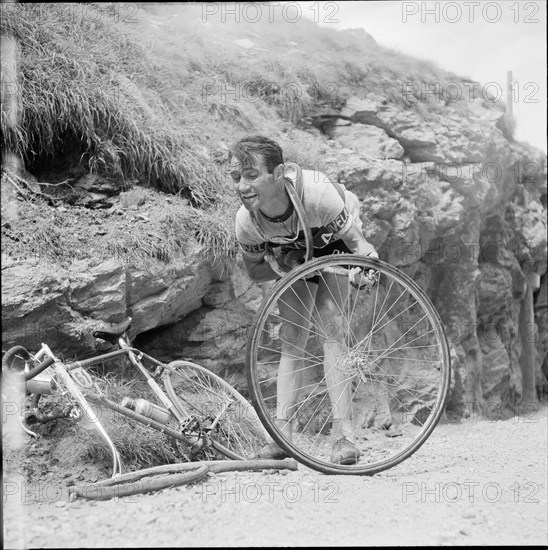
[349,250,379,289]
[364,244,378,260]
[280,249,306,271]
[349,267,377,289]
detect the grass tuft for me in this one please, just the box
[74,373,192,469]
[1,3,219,207]
[1,2,513,268]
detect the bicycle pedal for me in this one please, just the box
[181,417,200,432]
[190,436,209,457]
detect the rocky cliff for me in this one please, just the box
[136,94,548,410]
[4,90,545,412]
[2,4,547,412]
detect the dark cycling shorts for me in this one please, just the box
[278,239,352,285]
[313,239,352,259]
[308,239,352,284]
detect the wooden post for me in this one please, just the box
[1,32,21,221]
[519,271,539,405]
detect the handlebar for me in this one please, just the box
[2,345,31,372]
[2,345,56,381]
[25,357,56,380]
[2,343,123,476]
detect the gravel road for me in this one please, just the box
[3,403,547,547]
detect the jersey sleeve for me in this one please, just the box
[235,206,267,264]
[316,174,353,236]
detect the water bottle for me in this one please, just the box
[121,397,170,425]
[27,370,55,395]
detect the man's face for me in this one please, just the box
[229,155,281,212]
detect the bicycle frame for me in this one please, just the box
[26,336,233,477]
[69,336,189,424]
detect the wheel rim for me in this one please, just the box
[165,361,268,460]
[247,255,451,474]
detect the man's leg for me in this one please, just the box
[276,280,317,435]
[257,279,317,458]
[315,272,359,463]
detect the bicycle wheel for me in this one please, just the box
[246,254,451,475]
[163,360,269,460]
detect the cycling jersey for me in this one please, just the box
[235,165,363,276]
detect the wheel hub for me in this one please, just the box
[338,349,378,381]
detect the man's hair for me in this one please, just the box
[228,135,284,174]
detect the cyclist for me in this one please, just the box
[229,135,378,464]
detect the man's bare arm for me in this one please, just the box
[339,221,378,258]
[245,256,280,282]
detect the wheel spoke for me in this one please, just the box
[247,255,450,475]
[165,361,268,460]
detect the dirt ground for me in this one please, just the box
[1,181,207,269]
[3,401,547,548]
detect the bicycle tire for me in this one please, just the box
[163,360,269,461]
[246,254,451,475]
[70,458,299,500]
[2,346,55,380]
[70,464,209,501]
[2,346,31,370]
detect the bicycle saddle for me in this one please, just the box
[93,316,133,344]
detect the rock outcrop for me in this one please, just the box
[136,94,548,407]
[2,247,217,358]
[2,93,546,411]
